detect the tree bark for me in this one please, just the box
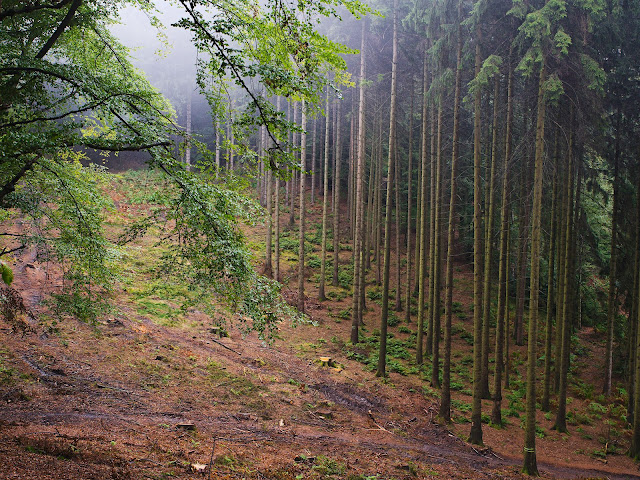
[542,132,559,411]
[351,20,367,344]
[469,32,484,446]
[405,80,415,323]
[440,15,462,420]
[297,101,307,313]
[553,107,575,434]
[492,64,511,426]
[333,99,342,287]
[416,44,430,365]
[604,116,621,395]
[319,90,331,301]
[522,59,547,477]
[481,74,499,400]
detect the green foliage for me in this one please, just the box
[0,262,13,286]
[0,0,367,337]
[312,455,346,476]
[337,263,354,289]
[468,55,503,96]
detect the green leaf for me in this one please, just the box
[1,263,14,286]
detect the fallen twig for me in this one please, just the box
[207,437,216,480]
[367,410,393,433]
[210,337,242,356]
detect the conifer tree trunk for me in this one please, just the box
[351,20,367,344]
[430,97,443,387]
[604,126,620,395]
[395,147,402,312]
[492,63,512,426]
[416,46,430,365]
[185,92,192,170]
[333,100,342,287]
[297,101,307,313]
[311,118,317,205]
[348,99,356,241]
[469,32,484,446]
[505,221,512,389]
[629,176,640,420]
[368,123,380,274]
[553,109,574,434]
[631,270,640,459]
[274,97,281,282]
[413,130,423,300]
[481,75,499,400]
[515,105,532,346]
[440,16,462,420]
[319,90,331,301]
[215,118,221,177]
[377,0,398,377]
[522,60,547,477]
[405,83,415,323]
[290,102,298,227]
[542,134,559,411]
[265,154,273,278]
[375,162,382,285]
[514,167,529,347]
[554,144,569,393]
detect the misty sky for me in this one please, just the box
[110,3,197,100]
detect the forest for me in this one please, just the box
[1,0,640,478]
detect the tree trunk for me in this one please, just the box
[481,74,500,400]
[554,138,569,393]
[604,118,621,395]
[405,80,415,323]
[631,268,640,459]
[492,64,511,426]
[416,45,430,365]
[290,103,298,228]
[264,146,273,278]
[185,92,192,170]
[394,146,402,312]
[553,108,575,434]
[351,20,367,344]
[430,97,443,387]
[297,101,307,313]
[542,132,559,411]
[311,118,317,205]
[469,32,484,446]
[348,98,356,241]
[629,171,640,420]
[491,56,513,425]
[426,100,441,359]
[440,17,462,420]
[274,97,282,282]
[505,220,512,389]
[522,60,547,477]
[215,117,221,177]
[376,0,398,378]
[319,90,331,301]
[333,99,342,287]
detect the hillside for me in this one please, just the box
[0,172,638,480]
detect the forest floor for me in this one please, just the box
[0,171,639,480]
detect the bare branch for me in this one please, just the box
[35,0,82,59]
[0,0,73,21]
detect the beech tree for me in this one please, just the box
[0,0,367,332]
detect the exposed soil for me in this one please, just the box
[1,178,639,480]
